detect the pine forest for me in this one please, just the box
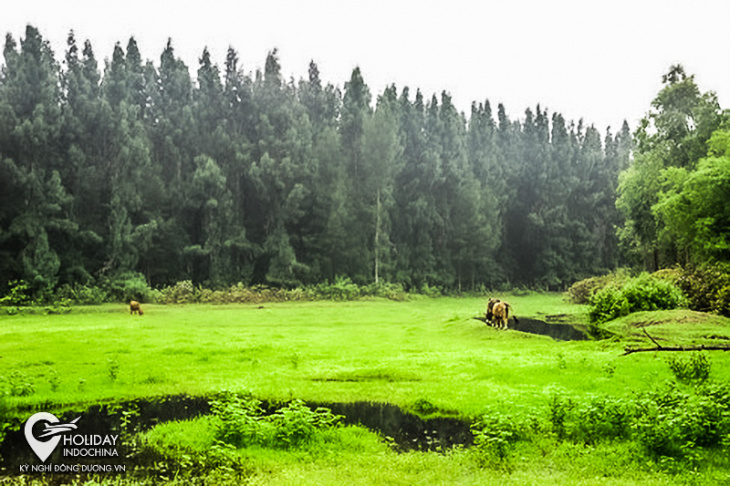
[1,26,728,300]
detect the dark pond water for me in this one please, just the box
[475,315,589,341]
[0,394,470,474]
[0,395,210,472]
[510,317,589,341]
[315,401,472,451]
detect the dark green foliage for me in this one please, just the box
[2,29,726,298]
[675,263,730,316]
[588,273,686,323]
[566,269,631,304]
[100,271,155,303]
[0,280,32,306]
[617,65,726,271]
[0,24,637,299]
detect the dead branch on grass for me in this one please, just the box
[622,326,730,355]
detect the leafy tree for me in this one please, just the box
[654,130,730,263]
[618,65,723,269]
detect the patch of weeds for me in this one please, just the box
[471,412,521,469]
[412,398,439,416]
[548,392,573,440]
[107,358,120,382]
[602,362,616,378]
[209,391,342,449]
[140,373,167,385]
[666,353,711,384]
[47,369,61,392]
[289,351,301,370]
[3,371,36,397]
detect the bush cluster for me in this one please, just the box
[566,269,632,304]
[157,278,408,304]
[587,273,687,323]
[209,392,342,449]
[675,264,730,317]
[472,380,730,464]
[666,353,712,384]
[1,275,412,312]
[571,264,730,318]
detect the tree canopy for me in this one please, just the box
[3,27,724,298]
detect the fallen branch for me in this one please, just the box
[642,327,663,348]
[622,345,730,356]
[621,325,730,355]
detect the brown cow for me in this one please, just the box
[486,298,501,322]
[129,300,144,316]
[487,299,518,330]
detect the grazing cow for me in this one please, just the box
[129,300,144,316]
[486,298,501,322]
[486,299,518,330]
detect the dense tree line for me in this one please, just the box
[0,26,633,297]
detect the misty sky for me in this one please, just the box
[5,0,729,133]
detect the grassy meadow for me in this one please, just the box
[2,293,730,484]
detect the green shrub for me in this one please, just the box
[315,276,361,301]
[268,400,341,448]
[209,392,341,450]
[621,273,687,312]
[566,269,631,304]
[632,383,730,458]
[209,392,267,447]
[0,280,32,306]
[676,264,730,316]
[362,281,408,301]
[3,371,36,397]
[588,286,630,323]
[588,273,686,323]
[548,393,573,440]
[53,282,109,304]
[573,397,634,444]
[160,280,198,304]
[102,271,155,303]
[471,413,521,464]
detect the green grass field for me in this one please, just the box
[2,294,730,484]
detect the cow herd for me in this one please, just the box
[484,297,518,330]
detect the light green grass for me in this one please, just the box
[2,295,730,484]
[1,295,729,416]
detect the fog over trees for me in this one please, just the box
[1,26,726,298]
